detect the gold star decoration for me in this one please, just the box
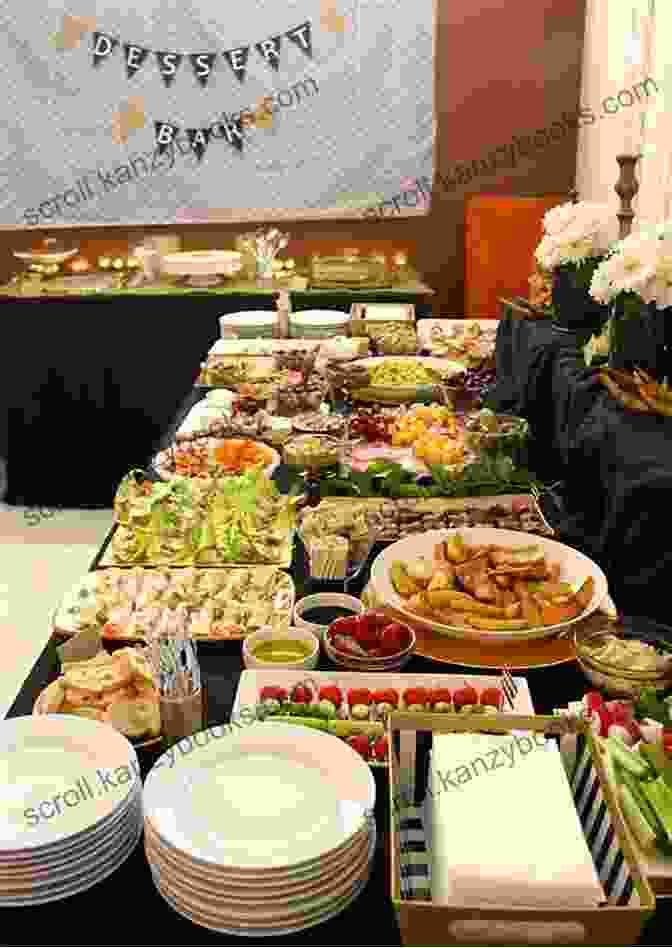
[51,14,96,52]
[112,97,145,144]
[320,0,347,33]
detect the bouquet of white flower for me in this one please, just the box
[535,201,615,271]
[589,222,672,310]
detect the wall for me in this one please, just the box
[577,0,671,228]
[2,0,587,313]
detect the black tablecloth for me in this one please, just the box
[489,312,672,624]
[1,290,433,508]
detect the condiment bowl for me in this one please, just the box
[323,616,416,672]
[574,621,672,698]
[243,625,319,671]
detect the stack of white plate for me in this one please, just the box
[144,722,376,936]
[0,715,142,906]
[289,310,349,339]
[219,312,278,339]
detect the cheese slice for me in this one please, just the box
[428,733,605,908]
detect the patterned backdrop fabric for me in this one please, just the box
[0,0,435,227]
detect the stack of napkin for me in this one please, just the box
[425,732,605,908]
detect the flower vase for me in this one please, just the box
[551,261,610,337]
[608,297,672,382]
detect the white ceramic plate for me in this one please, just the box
[13,249,79,265]
[290,311,349,327]
[142,722,374,871]
[0,715,138,852]
[161,251,242,277]
[152,440,280,482]
[220,311,278,327]
[370,527,608,642]
[149,826,374,936]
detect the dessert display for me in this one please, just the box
[387,533,596,634]
[104,469,296,566]
[54,567,294,642]
[34,647,161,742]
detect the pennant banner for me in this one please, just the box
[91,21,312,87]
[155,116,245,155]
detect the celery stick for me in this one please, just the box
[642,778,672,845]
[640,742,672,791]
[607,736,650,777]
[618,769,664,837]
[619,784,657,852]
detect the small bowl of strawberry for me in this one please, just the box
[324,611,416,671]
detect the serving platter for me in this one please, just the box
[53,567,295,642]
[232,669,535,766]
[349,356,463,403]
[370,527,608,643]
[152,439,280,482]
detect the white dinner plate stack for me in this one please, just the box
[219,312,278,339]
[0,715,142,906]
[143,722,376,936]
[289,310,350,339]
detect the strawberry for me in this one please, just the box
[480,687,503,710]
[403,687,428,711]
[373,688,399,709]
[453,684,478,710]
[318,685,342,709]
[348,735,370,759]
[259,686,288,703]
[429,688,453,711]
[329,616,360,639]
[353,613,386,650]
[291,684,312,704]
[379,622,409,656]
[584,692,605,714]
[347,688,372,708]
[605,701,634,725]
[372,736,388,762]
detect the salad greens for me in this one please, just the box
[292,455,543,500]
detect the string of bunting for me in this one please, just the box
[154,116,247,161]
[92,21,313,87]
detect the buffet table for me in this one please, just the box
[488,306,672,625]
[4,384,672,943]
[0,281,433,507]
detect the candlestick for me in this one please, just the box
[615,154,640,239]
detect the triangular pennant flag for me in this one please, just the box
[186,128,212,161]
[222,46,250,83]
[285,22,312,58]
[123,43,150,79]
[155,52,183,87]
[211,116,244,153]
[92,32,118,67]
[255,35,282,71]
[154,121,180,154]
[189,53,218,88]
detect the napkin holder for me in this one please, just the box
[387,712,655,947]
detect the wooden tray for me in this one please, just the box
[55,566,295,641]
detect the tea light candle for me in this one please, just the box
[112,258,125,270]
[98,256,111,269]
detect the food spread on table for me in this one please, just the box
[34,647,161,741]
[54,566,294,641]
[106,469,296,566]
[389,533,594,632]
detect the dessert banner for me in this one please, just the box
[0,0,435,228]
